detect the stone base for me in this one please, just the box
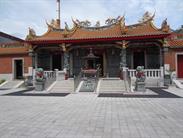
[135,81,146,92]
[35,81,44,91]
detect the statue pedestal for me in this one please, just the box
[35,81,45,91]
[135,81,146,92]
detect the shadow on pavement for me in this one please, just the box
[98,88,182,98]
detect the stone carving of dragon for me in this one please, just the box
[161,18,170,32]
[105,16,121,25]
[75,19,91,27]
[28,27,36,36]
[46,19,60,29]
[138,11,154,23]
[65,22,69,30]
[95,21,100,27]
[26,27,36,40]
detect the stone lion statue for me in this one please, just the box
[136,66,146,82]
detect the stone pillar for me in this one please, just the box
[159,47,163,67]
[159,66,164,87]
[119,40,128,80]
[103,52,107,77]
[28,44,35,84]
[120,48,127,68]
[69,52,73,77]
[50,55,53,70]
[160,39,170,86]
[63,52,69,71]
[61,43,69,80]
[63,52,69,80]
[35,53,38,69]
[55,69,59,80]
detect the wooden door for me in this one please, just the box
[133,51,145,69]
[178,55,183,78]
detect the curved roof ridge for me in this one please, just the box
[127,12,155,28]
[78,22,120,31]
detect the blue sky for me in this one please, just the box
[0,0,183,39]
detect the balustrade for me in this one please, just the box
[128,68,163,78]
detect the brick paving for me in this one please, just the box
[0,91,183,138]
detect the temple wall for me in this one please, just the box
[164,48,183,73]
[0,54,32,80]
[0,74,12,80]
[164,49,176,71]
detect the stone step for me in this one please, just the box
[131,78,161,87]
[99,87,126,90]
[0,80,23,89]
[49,80,74,93]
[100,84,125,86]
[98,79,127,93]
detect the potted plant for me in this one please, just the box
[35,68,45,91]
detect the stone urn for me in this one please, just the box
[135,66,146,92]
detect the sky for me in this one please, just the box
[0,0,183,39]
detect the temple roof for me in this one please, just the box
[168,39,183,48]
[0,47,28,55]
[0,32,24,43]
[0,32,28,55]
[26,12,171,43]
[33,22,123,41]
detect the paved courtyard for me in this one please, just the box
[0,88,183,138]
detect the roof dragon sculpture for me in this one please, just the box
[120,15,127,34]
[46,19,60,30]
[26,27,36,40]
[75,19,91,27]
[105,16,121,25]
[161,18,170,32]
[138,11,155,23]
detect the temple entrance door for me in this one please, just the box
[133,51,145,69]
[14,59,23,79]
[52,54,62,70]
[177,55,183,78]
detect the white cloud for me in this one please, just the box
[0,0,183,39]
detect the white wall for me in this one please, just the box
[0,74,12,80]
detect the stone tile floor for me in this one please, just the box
[0,88,183,138]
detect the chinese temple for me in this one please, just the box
[0,0,183,83]
[26,11,171,78]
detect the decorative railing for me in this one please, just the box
[128,68,163,78]
[44,71,56,89]
[44,71,56,79]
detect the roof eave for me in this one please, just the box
[27,33,170,45]
[0,32,24,42]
